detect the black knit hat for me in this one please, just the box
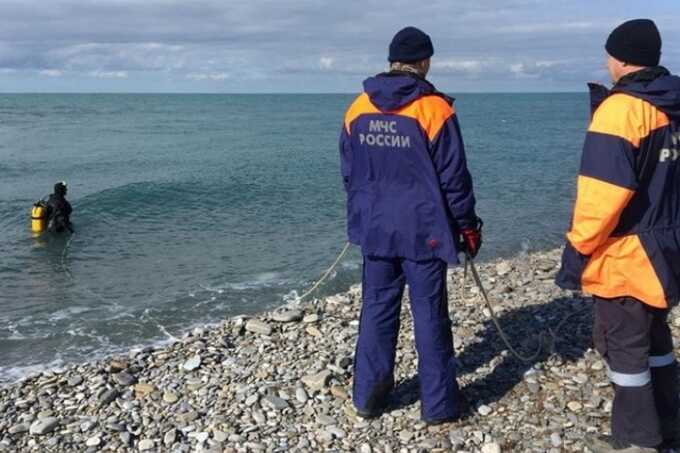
[388,27,434,63]
[605,19,661,67]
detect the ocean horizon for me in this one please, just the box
[0,90,589,95]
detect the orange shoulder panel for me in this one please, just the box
[397,95,455,141]
[344,93,380,133]
[344,93,454,140]
[582,234,667,308]
[588,93,670,147]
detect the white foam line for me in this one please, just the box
[0,359,67,386]
[156,323,181,343]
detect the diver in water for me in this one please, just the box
[45,182,73,233]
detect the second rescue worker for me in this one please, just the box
[556,19,680,453]
[340,27,481,423]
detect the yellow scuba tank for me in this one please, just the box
[31,202,47,233]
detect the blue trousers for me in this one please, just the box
[352,255,461,421]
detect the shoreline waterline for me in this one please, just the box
[1,244,549,388]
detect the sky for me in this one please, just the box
[0,0,679,93]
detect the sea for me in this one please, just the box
[0,93,588,384]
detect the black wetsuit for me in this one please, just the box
[46,194,73,233]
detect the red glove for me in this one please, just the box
[460,227,482,258]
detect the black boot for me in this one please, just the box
[585,434,658,452]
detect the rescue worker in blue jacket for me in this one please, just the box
[556,19,680,452]
[340,26,482,424]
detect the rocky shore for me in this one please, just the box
[1,248,678,452]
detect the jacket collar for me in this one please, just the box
[615,66,670,88]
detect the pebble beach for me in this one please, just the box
[2,247,679,452]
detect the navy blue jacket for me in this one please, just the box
[340,72,477,264]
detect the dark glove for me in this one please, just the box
[460,217,483,258]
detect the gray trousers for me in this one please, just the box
[593,296,679,447]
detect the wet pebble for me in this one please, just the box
[550,432,562,447]
[164,429,176,446]
[245,319,272,336]
[262,395,288,411]
[182,355,202,372]
[301,370,332,391]
[163,391,178,404]
[477,404,492,416]
[29,417,59,435]
[138,439,154,451]
[481,442,502,453]
[295,387,308,403]
[113,371,136,386]
[271,309,303,323]
[85,436,100,447]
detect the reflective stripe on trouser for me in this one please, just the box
[352,256,460,420]
[606,366,651,387]
[593,296,679,448]
[606,351,677,386]
[650,352,676,367]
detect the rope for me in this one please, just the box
[61,232,76,281]
[295,242,590,365]
[462,253,591,363]
[59,232,114,305]
[297,241,352,302]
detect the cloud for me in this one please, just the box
[46,43,187,72]
[39,69,64,77]
[88,70,128,79]
[187,72,229,81]
[433,59,490,75]
[0,0,677,91]
[509,63,539,79]
[494,21,600,34]
[319,57,334,71]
